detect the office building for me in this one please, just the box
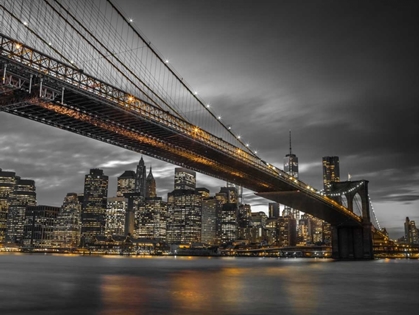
[404,217,419,245]
[23,205,60,248]
[117,170,136,197]
[283,131,300,221]
[174,168,196,191]
[6,177,36,244]
[54,193,82,249]
[81,168,108,238]
[268,203,280,219]
[201,197,222,245]
[135,157,147,198]
[0,169,16,242]
[322,156,340,192]
[105,196,128,236]
[136,197,167,240]
[166,189,202,244]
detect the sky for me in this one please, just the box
[0,0,418,239]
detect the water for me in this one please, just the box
[0,254,417,315]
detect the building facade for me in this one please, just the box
[54,193,82,248]
[23,205,60,248]
[81,169,108,239]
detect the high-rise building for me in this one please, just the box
[54,193,82,249]
[196,187,210,198]
[135,157,147,198]
[268,203,280,219]
[404,217,419,245]
[174,168,196,191]
[0,169,16,242]
[278,215,297,247]
[136,197,167,240]
[283,131,300,221]
[23,205,60,249]
[105,196,128,236]
[81,169,108,239]
[219,186,238,204]
[166,189,202,244]
[145,167,156,198]
[322,156,340,192]
[7,177,36,244]
[201,197,223,245]
[117,170,136,197]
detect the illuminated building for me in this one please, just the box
[278,215,297,247]
[53,193,82,249]
[105,197,128,236]
[174,168,196,191]
[136,197,167,240]
[0,169,16,243]
[219,186,238,204]
[322,156,340,192]
[283,131,300,221]
[81,169,108,239]
[135,157,147,198]
[196,187,210,198]
[297,214,313,245]
[145,167,156,198]
[237,204,252,240]
[6,177,36,244]
[167,189,202,244]
[117,170,136,197]
[404,217,419,245]
[268,203,280,219]
[249,211,269,244]
[201,197,222,245]
[23,205,60,249]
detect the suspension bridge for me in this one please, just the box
[0,0,388,259]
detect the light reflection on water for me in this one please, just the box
[0,254,418,315]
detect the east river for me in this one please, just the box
[0,254,417,315]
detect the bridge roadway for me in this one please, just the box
[0,34,362,228]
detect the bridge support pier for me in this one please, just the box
[331,223,373,260]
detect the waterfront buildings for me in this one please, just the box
[105,197,127,237]
[0,169,16,242]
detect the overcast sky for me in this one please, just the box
[0,0,418,239]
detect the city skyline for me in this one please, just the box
[0,0,417,240]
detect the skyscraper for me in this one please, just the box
[322,156,340,192]
[135,157,147,198]
[54,193,82,249]
[174,168,196,190]
[145,167,156,198]
[0,168,16,243]
[81,169,108,239]
[6,177,36,244]
[404,217,419,245]
[268,203,280,219]
[283,131,300,221]
[117,170,136,197]
[105,196,128,237]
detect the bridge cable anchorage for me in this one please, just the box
[107,0,257,156]
[45,0,184,121]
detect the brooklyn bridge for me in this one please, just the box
[0,0,390,259]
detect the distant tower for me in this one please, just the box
[322,156,340,192]
[146,167,157,198]
[135,157,147,198]
[284,130,298,178]
[283,130,299,221]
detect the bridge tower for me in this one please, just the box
[329,180,373,260]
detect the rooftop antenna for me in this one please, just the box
[289,129,292,155]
